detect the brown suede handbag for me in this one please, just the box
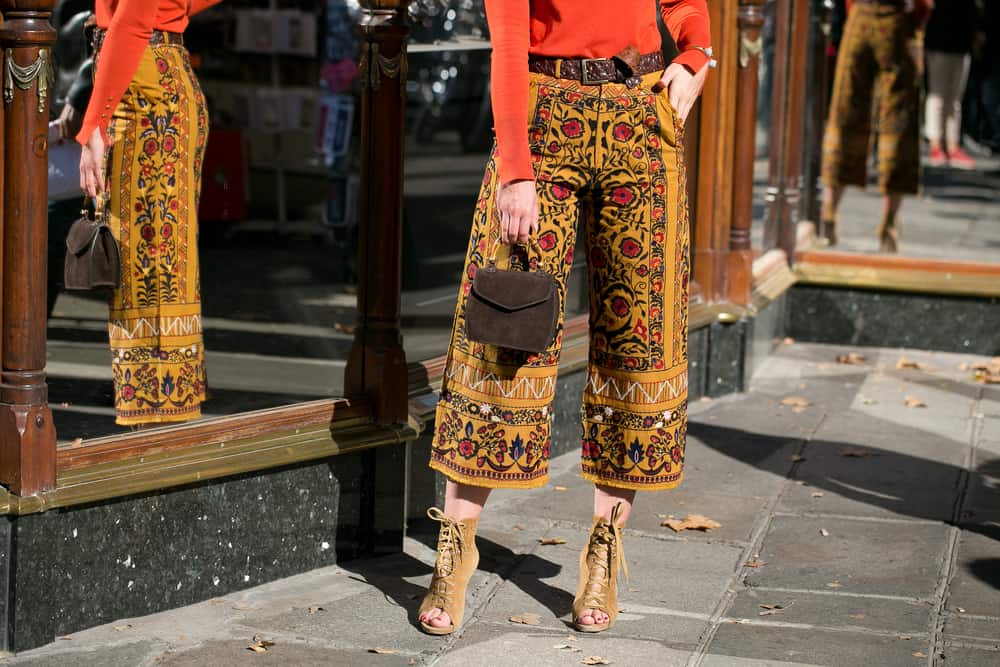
[64,197,120,291]
[465,235,559,353]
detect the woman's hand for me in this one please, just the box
[497,180,538,244]
[79,126,106,198]
[655,61,710,123]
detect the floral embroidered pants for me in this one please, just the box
[430,71,690,490]
[104,43,208,425]
[821,4,921,194]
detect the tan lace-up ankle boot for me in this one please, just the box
[572,502,628,633]
[418,507,479,635]
[876,211,900,253]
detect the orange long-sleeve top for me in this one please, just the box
[845,0,933,24]
[487,0,711,185]
[76,0,222,145]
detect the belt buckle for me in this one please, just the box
[581,58,611,85]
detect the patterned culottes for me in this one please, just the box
[431,71,690,490]
[105,43,208,425]
[821,4,921,194]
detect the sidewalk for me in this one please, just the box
[3,341,998,666]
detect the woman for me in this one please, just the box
[78,0,220,427]
[419,0,712,636]
[924,0,978,169]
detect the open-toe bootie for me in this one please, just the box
[418,507,479,636]
[572,502,628,633]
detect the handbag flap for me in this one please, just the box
[471,266,554,311]
[66,217,102,255]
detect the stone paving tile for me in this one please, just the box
[637,490,769,544]
[964,447,1000,522]
[157,640,417,666]
[746,516,949,598]
[943,613,1000,641]
[706,623,932,667]
[946,523,1000,617]
[937,644,1000,667]
[436,622,691,666]
[725,589,931,635]
[0,642,157,667]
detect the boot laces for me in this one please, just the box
[427,507,466,605]
[582,503,628,610]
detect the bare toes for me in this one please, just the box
[430,611,452,627]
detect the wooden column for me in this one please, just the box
[0,1,58,496]
[727,0,765,306]
[692,0,738,304]
[344,1,409,425]
[763,0,810,260]
[801,0,835,225]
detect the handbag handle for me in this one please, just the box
[80,193,108,224]
[483,208,547,270]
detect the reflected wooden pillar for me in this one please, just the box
[763,0,810,260]
[0,1,57,496]
[801,0,835,225]
[727,0,765,306]
[345,1,409,425]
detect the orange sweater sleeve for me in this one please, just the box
[76,0,157,145]
[485,0,533,186]
[660,0,712,72]
[189,0,223,16]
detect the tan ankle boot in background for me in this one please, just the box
[876,211,900,253]
[418,507,479,636]
[572,502,628,633]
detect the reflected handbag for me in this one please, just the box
[64,197,120,291]
[465,234,559,353]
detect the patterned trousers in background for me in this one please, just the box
[105,43,208,425]
[430,71,690,490]
[821,4,921,194]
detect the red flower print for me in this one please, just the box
[134,201,143,213]
[538,108,551,120]
[671,446,683,463]
[650,160,661,172]
[610,296,629,318]
[172,116,180,125]
[144,139,158,155]
[566,92,583,103]
[620,238,641,258]
[551,183,571,200]
[645,115,657,127]
[651,330,663,344]
[565,245,574,265]
[611,187,634,206]
[141,225,155,242]
[121,385,135,400]
[654,359,665,369]
[476,456,486,468]
[613,123,634,141]
[636,264,649,277]
[156,58,168,74]
[458,439,475,457]
[590,247,607,268]
[632,321,648,339]
[654,230,665,243]
[539,86,552,97]
[547,141,561,153]
[463,282,471,295]
[649,135,660,149]
[537,231,557,251]
[141,118,150,127]
[529,129,545,143]
[161,223,173,239]
[467,264,477,280]
[562,119,583,138]
[164,163,174,175]
[654,182,666,195]
[170,200,178,211]
[163,136,176,153]
[633,147,643,158]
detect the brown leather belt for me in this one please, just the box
[92,28,184,54]
[528,51,665,87]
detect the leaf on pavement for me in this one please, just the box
[758,603,786,616]
[113,624,132,632]
[512,524,526,531]
[554,485,568,492]
[744,560,768,568]
[896,357,927,371]
[839,447,879,458]
[811,491,825,497]
[553,644,582,652]
[912,652,927,658]
[826,581,842,588]
[661,514,721,532]
[581,657,611,665]
[820,528,830,537]
[836,353,867,365]
[789,454,806,462]
[904,396,927,408]
[538,537,567,545]
[509,613,542,625]
[308,606,325,614]
[368,648,400,655]
[780,396,810,408]
[972,358,1000,384]
[247,636,275,653]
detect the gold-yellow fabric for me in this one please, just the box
[431,71,690,490]
[821,3,922,194]
[104,43,208,425]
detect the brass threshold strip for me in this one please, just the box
[794,259,1000,298]
[0,416,422,516]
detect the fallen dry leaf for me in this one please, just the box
[956,607,966,613]
[758,603,786,616]
[820,528,830,537]
[538,537,567,545]
[972,358,1000,384]
[836,352,867,365]
[780,396,810,408]
[247,636,275,653]
[913,652,927,658]
[509,613,542,625]
[334,322,355,334]
[744,560,768,568]
[958,363,970,371]
[553,643,582,652]
[554,485,567,492]
[512,524,526,531]
[308,606,325,614]
[113,624,132,632]
[904,396,927,408]
[840,447,879,458]
[789,454,806,462]
[896,357,927,371]
[811,491,825,498]
[661,514,721,532]
[581,657,611,666]
[826,582,842,588]
[848,614,866,620]
[368,648,400,655]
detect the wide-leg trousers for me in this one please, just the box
[430,70,690,490]
[821,4,921,194]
